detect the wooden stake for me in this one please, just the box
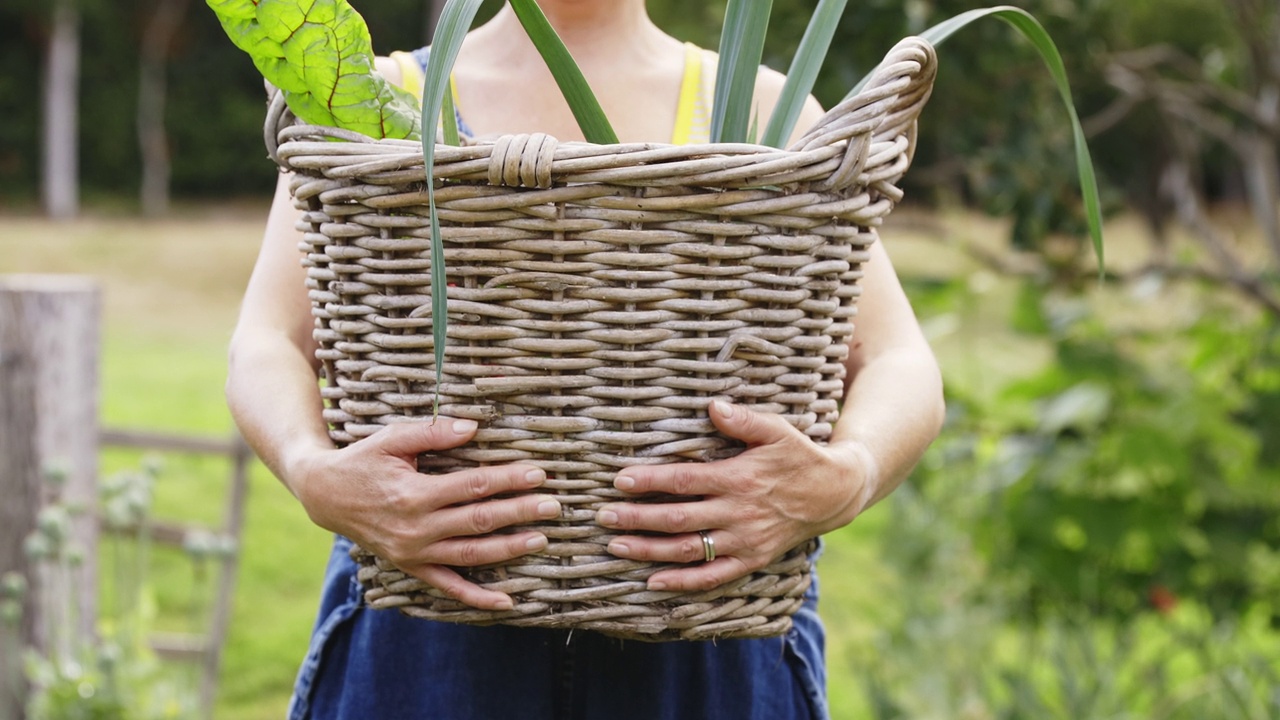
[0,275,100,718]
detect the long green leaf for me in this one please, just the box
[508,0,618,144]
[711,0,773,144]
[761,0,847,148]
[422,0,486,413]
[442,76,461,147]
[848,6,1104,271]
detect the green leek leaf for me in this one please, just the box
[712,0,773,144]
[761,0,847,148]
[422,0,486,413]
[848,6,1104,271]
[442,76,461,147]
[509,0,618,144]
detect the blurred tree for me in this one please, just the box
[0,5,41,204]
[886,3,1280,618]
[1088,0,1280,313]
[42,0,80,219]
[137,0,191,217]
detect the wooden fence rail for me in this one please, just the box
[98,427,252,720]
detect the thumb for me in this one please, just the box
[369,417,477,458]
[708,400,795,447]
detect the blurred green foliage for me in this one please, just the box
[906,272,1280,620]
[848,260,1280,715]
[858,464,1280,719]
[20,461,202,720]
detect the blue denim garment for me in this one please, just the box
[287,536,829,720]
[410,47,476,138]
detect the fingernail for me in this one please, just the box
[608,541,630,556]
[537,499,561,518]
[614,475,635,492]
[526,535,548,552]
[648,579,667,591]
[451,418,478,436]
[495,598,514,611]
[711,399,735,419]
[525,468,546,485]
[598,509,619,526]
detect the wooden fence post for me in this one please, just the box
[0,276,101,719]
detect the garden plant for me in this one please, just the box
[12,460,209,720]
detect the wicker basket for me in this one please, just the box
[265,37,937,641]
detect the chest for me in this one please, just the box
[451,59,686,144]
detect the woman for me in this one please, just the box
[226,1,945,718]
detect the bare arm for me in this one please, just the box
[831,241,945,511]
[226,175,329,483]
[226,174,561,610]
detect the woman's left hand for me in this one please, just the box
[596,399,879,592]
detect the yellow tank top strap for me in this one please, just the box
[671,42,719,146]
[389,49,464,137]
[389,50,425,103]
[390,50,462,107]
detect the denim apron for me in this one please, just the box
[287,536,829,720]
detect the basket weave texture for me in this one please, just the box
[266,37,937,641]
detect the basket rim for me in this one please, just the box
[265,36,939,195]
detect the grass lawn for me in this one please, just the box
[6,204,1239,718]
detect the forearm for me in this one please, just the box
[226,329,334,496]
[226,172,338,497]
[821,240,946,526]
[596,335,943,591]
[226,322,561,611]
[829,344,944,516]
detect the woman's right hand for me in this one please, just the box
[286,417,560,611]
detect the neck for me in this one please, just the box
[484,0,661,63]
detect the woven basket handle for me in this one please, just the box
[263,83,389,170]
[788,36,937,192]
[264,85,290,167]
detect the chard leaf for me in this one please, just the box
[206,0,420,139]
[207,0,306,92]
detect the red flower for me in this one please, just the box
[1148,584,1178,615]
